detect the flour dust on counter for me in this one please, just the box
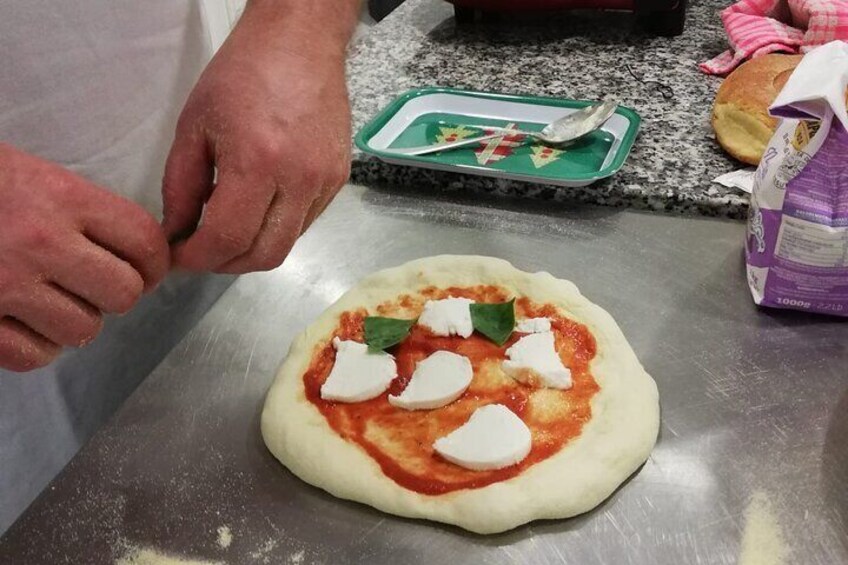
[738,491,790,565]
[261,255,659,534]
[215,525,232,549]
[115,545,224,565]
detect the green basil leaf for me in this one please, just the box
[470,299,515,345]
[364,316,416,352]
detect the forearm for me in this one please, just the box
[238,0,362,62]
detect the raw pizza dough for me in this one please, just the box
[261,256,659,534]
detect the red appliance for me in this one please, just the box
[445,0,687,36]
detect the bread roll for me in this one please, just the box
[712,54,803,165]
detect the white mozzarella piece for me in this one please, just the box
[417,297,474,338]
[502,331,572,389]
[516,317,552,333]
[433,404,532,471]
[320,338,397,402]
[388,351,473,410]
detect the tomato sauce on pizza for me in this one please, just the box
[303,285,599,495]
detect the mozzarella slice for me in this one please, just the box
[417,297,474,338]
[388,351,473,410]
[320,338,397,402]
[516,317,552,333]
[433,404,532,471]
[503,331,572,389]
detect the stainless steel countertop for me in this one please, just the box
[1,185,846,564]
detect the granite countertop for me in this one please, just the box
[347,0,752,219]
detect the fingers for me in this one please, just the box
[215,194,305,274]
[193,171,343,274]
[79,192,170,292]
[3,283,102,347]
[0,148,171,372]
[302,184,340,233]
[47,234,145,314]
[161,124,215,242]
[170,170,275,272]
[301,144,349,232]
[0,317,60,372]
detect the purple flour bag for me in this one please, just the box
[746,41,848,317]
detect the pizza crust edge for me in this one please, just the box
[261,255,659,535]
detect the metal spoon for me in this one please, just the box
[385,100,618,157]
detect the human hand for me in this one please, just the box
[0,144,169,372]
[161,2,354,274]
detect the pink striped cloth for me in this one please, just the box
[701,0,848,75]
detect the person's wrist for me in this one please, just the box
[238,0,358,64]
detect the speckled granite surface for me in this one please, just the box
[347,0,752,218]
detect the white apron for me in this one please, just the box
[0,0,240,534]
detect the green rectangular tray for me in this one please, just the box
[355,87,640,187]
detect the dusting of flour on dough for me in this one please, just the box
[738,491,789,565]
[216,525,233,549]
[115,546,223,565]
[288,549,305,564]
